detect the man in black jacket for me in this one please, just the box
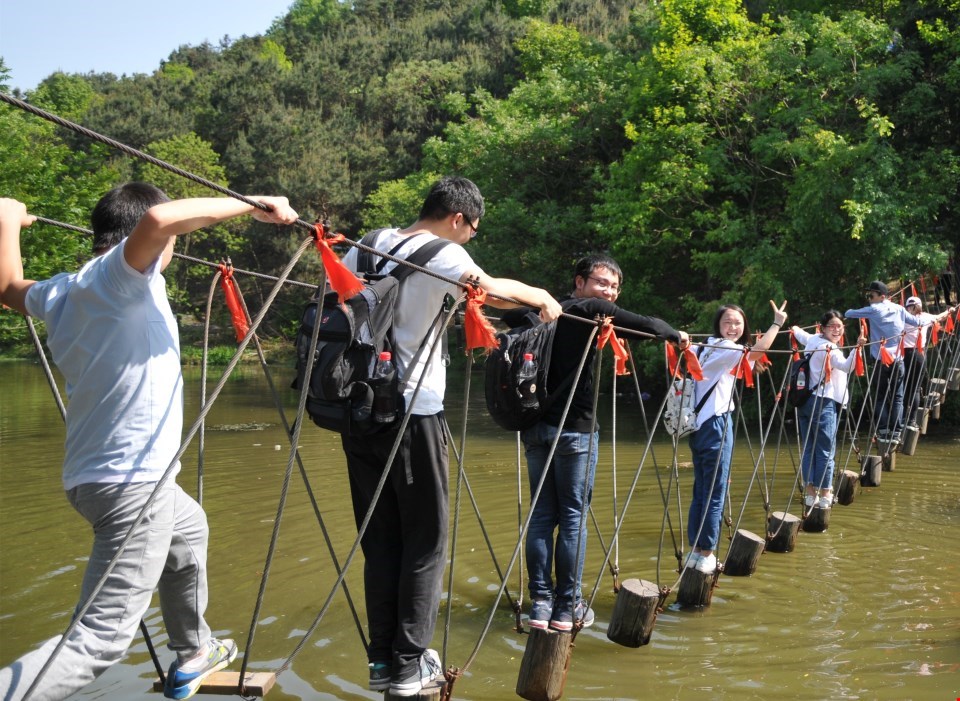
[506,254,688,632]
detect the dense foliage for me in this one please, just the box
[1,0,957,367]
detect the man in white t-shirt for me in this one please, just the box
[339,176,560,697]
[0,187,297,701]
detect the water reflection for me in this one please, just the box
[1,361,958,700]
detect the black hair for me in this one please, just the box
[417,176,485,223]
[90,182,170,253]
[820,309,844,327]
[573,254,623,287]
[712,304,751,344]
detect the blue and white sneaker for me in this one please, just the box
[528,598,553,630]
[163,638,238,700]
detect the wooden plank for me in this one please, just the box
[152,671,276,696]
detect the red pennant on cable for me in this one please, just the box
[854,345,865,376]
[931,321,940,347]
[665,342,680,378]
[860,319,868,339]
[684,346,704,381]
[879,340,894,366]
[313,224,364,302]
[920,276,927,293]
[823,351,832,384]
[218,264,249,343]
[730,349,754,388]
[896,333,905,360]
[463,285,497,351]
[753,332,771,368]
[933,275,939,290]
[597,319,630,375]
[910,282,917,298]
[789,330,800,362]
[946,311,956,334]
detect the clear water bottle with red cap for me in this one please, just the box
[372,351,398,423]
[517,352,539,409]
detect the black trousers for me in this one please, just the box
[341,412,448,677]
[903,347,927,424]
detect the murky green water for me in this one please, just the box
[1,360,958,700]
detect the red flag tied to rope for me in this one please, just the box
[753,332,772,368]
[854,345,865,376]
[218,263,248,342]
[789,329,800,362]
[665,343,703,381]
[464,285,498,351]
[597,319,630,375]
[313,223,364,302]
[879,338,895,366]
[730,348,754,388]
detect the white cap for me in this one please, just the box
[906,296,922,308]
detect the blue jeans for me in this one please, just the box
[798,397,839,490]
[522,422,598,609]
[687,413,734,552]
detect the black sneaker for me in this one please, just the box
[368,661,391,691]
[390,649,443,697]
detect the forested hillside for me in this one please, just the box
[2,0,957,357]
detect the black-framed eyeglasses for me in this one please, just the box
[587,275,622,293]
[462,216,478,238]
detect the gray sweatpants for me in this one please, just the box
[0,480,212,701]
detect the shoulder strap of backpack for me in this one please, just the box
[388,238,453,283]
[692,344,720,414]
[357,229,390,274]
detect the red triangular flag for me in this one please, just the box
[684,346,704,381]
[879,340,894,366]
[218,264,249,343]
[910,282,917,298]
[463,285,497,351]
[931,321,940,347]
[730,350,754,388]
[597,320,629,375]
[854,345,865,376]
[946,311,956,334]
[920,276,927,293]
[823,351,832,384]
[789,330,799,362]
[314,224,364,302]
[665,342,680,378]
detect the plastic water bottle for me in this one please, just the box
[372,351,398,423]
[797,367,806,391]
[517,353,539,409]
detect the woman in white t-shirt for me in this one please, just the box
[685,300,787,575]
[790,311,864,510]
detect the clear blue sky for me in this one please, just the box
[0,0,294,92]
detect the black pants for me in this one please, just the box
[341,412,448,677]
[903,347,926,424]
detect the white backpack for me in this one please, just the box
[662,348,718,438]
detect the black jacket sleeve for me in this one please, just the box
[561,297,682,343]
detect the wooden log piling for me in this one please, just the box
[801,505,830,532]
[766,511,801,553]
[860,455,882,487]
[516,628,572,701]
[836,469,859,505]
[901,423,920,455]
[606,578,661,648]
[724,529,765,577]
[675,568,715,607]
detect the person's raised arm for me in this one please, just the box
[0,198,37,315]
[749,299,788,362]
[462,269,562,322]
[125,196,299,273]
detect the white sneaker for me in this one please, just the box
[804,494,816,507]
[682,552,702,568]
[695,553,717,574]
[817,496,832,509]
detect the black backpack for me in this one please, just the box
[787,352,820,408]
[484,313,574,432]
[292,230,450,436]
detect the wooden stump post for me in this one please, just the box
[860,455,882,487]
[516,628,572,701]
[724,529,765,576]
[877,438,897,470]
[901,423,920,455]
[917,407,930,435]
[801,505,831,532]
[675,568,715,607]
[948,366,960,391]
[766,511,801,553]
[931,397,942,420]
[930,377,948,401]
[836,469,859,505]
[606,578,661,648]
